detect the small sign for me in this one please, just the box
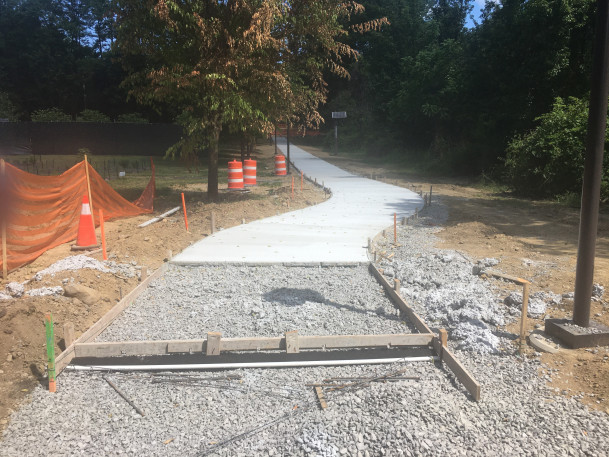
[332,111,347,119]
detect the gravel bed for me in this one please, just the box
[97,264,415,341]
[2,198,609,456]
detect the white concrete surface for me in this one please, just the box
[171,140,423,265]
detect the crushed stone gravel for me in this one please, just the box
[2,198,609,456]
[33,255,113,280]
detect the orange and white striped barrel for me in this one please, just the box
[275,155,286,176]
[228,160,243,189]
[244,159,256,186]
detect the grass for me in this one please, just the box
[1,141,276,202]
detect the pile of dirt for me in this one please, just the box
[0,144,326,430]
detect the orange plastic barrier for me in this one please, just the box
[228,160,244,189]
[275,155,286,176]
[0,159,154,274]
[244,159,256,186]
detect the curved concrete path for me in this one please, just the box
[172,140,423,265]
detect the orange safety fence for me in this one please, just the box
[0,159,155,274]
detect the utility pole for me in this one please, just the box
[573,0,609,326]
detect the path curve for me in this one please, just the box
[172,140,422,265]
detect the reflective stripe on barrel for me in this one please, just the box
[275,155,286,176]
[228,160,244,189]
[244,159,256,186]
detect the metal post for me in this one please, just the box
[286,122,291,174]
[573,0,609,327]
[334,119,338,155]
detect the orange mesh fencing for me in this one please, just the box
[0,159,155,274]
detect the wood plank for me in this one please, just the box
[299,333,432,348]
[220,337,283,351]
[138,207,180,228]
[75,340,170,358]
[369,264,433,334]
[285,330,299,353]
[441,346,481,402]
[486,270,530,285]
[167,340,204,353]
[55,263,168,374]
[73,333,434,358]
[206,332,222,356]
[315,386,327,409]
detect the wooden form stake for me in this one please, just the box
[486,270,531,353]
[429,185,433,206]
[520,282,530,352]
[394,278,400,293]
[181,193,189,232]
[64,322,75,348]
[394,213,397,244]
[211,211,216,234]
[206,332,222,356]
[99,209,107,260]
[45,313,56,392]
[140,266,148,282]
[1,159,6,280]
[84,155,94,225]
[285,330,299,353]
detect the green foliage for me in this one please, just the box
[504,96,609,200]
[31,107,72,122]
[115,113,149,123]
[76,109,110,122]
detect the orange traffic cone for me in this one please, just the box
[71,195,99,250]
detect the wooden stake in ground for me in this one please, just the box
[520,282,530,353]
[63,322,75,348]
[394,213,397,244]
[211,211,216,234]
[1,159,7,280]
[181,193,189,232]
[84,155,94,225]
[45,313,56,392]
[99,209,107,260]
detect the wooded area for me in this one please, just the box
[0,0,607,200]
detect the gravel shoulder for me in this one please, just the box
[2,195,609,456]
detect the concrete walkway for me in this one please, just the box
[172,140,423,265]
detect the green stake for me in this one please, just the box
[45,313,56,392]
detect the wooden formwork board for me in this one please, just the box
[55,263,168,374]
[369,263,481,401]
[74,332,434,358]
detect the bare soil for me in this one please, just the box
[0,144,326,431]
[302,144,609,414]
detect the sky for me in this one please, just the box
[466,0,486,28]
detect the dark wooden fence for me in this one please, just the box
[0,122,182,156]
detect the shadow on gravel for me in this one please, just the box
[262,287,401,322]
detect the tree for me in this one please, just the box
[116,0,386,199]
[504,96,609,200]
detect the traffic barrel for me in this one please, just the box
[228,160,244,189]
[244,159,256,186]
[275,155,286,176]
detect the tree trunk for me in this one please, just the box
[240,135,245,163]
[208,123,221,201]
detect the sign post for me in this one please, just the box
[331,112,347,155]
